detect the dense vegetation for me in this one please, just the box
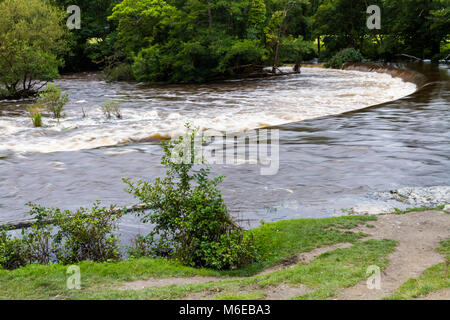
[0,0,67,99]
[0,0,448,97]
[104,0,449,83]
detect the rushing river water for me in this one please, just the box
[0,63,448,240]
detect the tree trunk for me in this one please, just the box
[207,1,212,28]
[317,35,321,57]
[272,27,282,73]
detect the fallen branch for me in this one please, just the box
[0,203,243,231]
[272,66,286,75]
[0,203,149,230]
[397,53,422,61]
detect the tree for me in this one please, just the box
[54,0,120,71]
[0,0,67,99]
[279,36,315,71]
[313,0,450,61]
[109,0,270,83]
[313,0,367,54]
[382,0,450,59]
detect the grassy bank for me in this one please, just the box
[1,210,448,300]
[0,215,380,299]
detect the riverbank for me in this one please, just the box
[1,207,448,300]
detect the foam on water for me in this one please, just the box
[0,68,417,154]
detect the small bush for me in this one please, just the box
[325,48,364,69]
[201,232,259,270]
[105,63,134,82]
[127,235,153,259]
[124,126,258,270]
[0,228,29,270]
[38,84,69,121]
[102,99,122,119]
[21,225,54,265]
[26,105,43,127]
[0,203,122,270]
[49,202,122,264]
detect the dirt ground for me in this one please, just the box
[336,210,449,300]
[119,210,450,300]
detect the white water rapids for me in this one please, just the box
[0,67,417,154]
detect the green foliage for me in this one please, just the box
[325,48,363,69]
[279,36,316,64]
[37,84,69,121]
[0,202,122,270]
[0,228,29,270]
[127,235,153,259]
[315,0,450,61]
[108,0,316,83]
[102,99,122,119]
[49,202,122,264]
[201,232,259,270]
[105,62,134,82]
[54,0,120,71]
[26,105,43,128]
[124,128,258,269]
[248,0,267,28]
[0,0,67,99]
[1,0,445,84]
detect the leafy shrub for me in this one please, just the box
[26,105,43,127]
[38,84,69,121]
[127,235,153,259]
[0,205,55,269]
[0,202,122,270]
[0,228,29,270]
[201,232,258,270]
[102,99,122,119]
[124,127,258,270]
[21,225,54,265]
[105,62,134,82]
[49,202,122,264]
[325,48,364,69]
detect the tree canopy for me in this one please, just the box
[314,0,450,61]
[0,0,67,99]
[0,0,449,93]
[107,0,315,83]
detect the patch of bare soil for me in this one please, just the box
[337,210,450,300]
[119,276,229,290]
[413,288,450,300]
[263,284,310,300]
[259,242,354,275]
[183,284,311,300]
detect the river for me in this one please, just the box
[0,63,448,241]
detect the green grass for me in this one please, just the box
[78,239,397,300]
[242,215,375,275]
[385,239,449,300]
[0,215,376,300]
[393,204,446,215]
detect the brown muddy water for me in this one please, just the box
[0,63,448,242]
